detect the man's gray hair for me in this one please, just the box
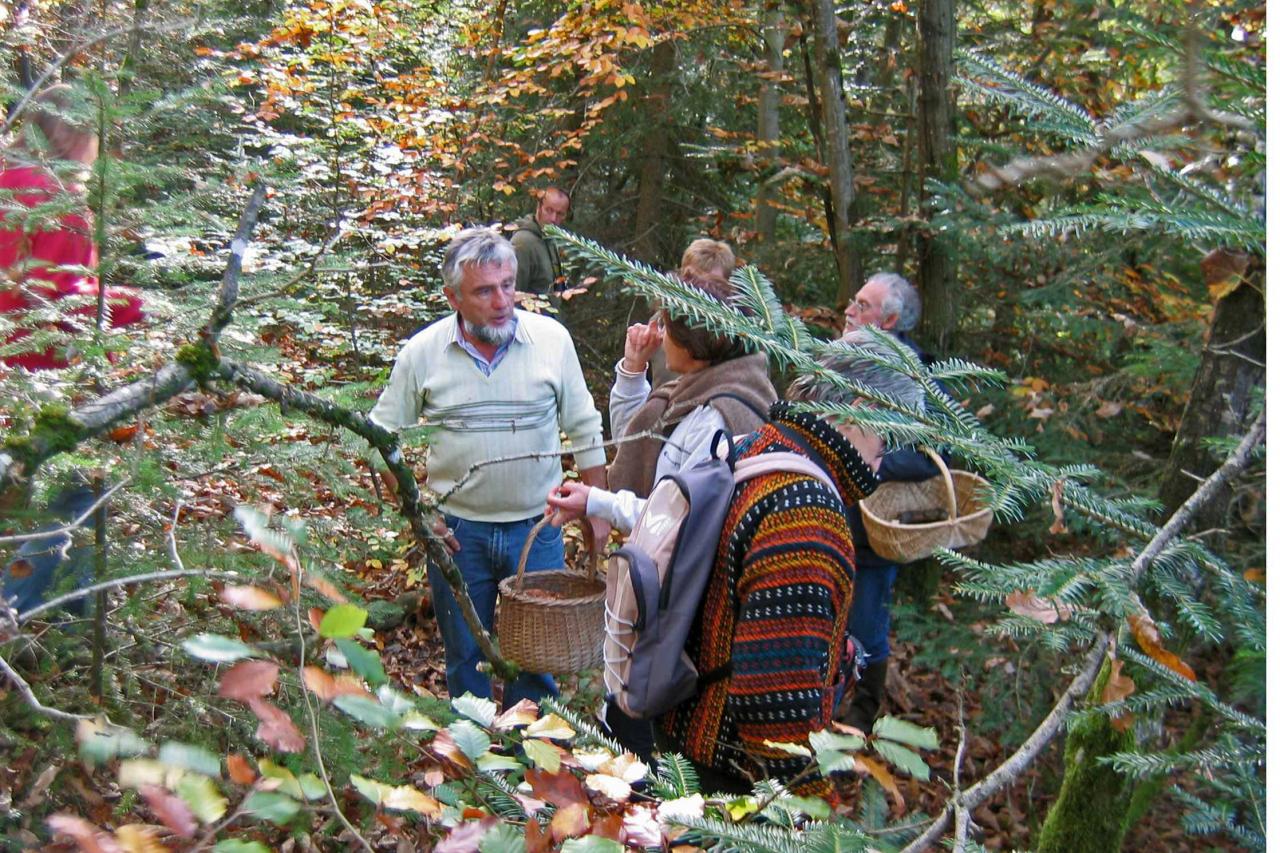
[787,328,925,413]
[441,227,517,290]
[866,271,921,332]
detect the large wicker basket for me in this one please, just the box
[496,519,605,675]
[859,447,993,563]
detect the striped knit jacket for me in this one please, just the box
[658,402,877,797]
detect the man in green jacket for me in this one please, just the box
[510,187,569,295]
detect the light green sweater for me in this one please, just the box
[369,310,606,521]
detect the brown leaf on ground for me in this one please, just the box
[854,756,905,816]
[549,802,590,843]
[246,697,306,752]
[227,753,257,785]
[1128,612,1196,681]
[217,661,280,702]
[525,767,589,809]
[302,666,373,703]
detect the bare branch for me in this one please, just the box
[0,478,128,544]
[0,651,94,721]
[17,569,246,625]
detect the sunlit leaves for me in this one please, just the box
[318,603,367,638]
[183,634,258,663]
[77,719,148,765]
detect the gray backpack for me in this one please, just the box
[604,431,839,719]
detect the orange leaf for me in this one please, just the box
[304,573,348,603]
[493,698,540,730]
[1128,613,1196,681]
[303,666,371,702]
[853,756,904,816]
[550,802,590,843]
[107,424,139,443]
[227,753,257,785]
[7,558,33,579]
[219,585,283,611]
[308,607,325,632]
[246,697,306,752]
[217,661,279,703]
[430,729,472,771]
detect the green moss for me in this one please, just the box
[1037,661,1136,853]
[3,403,84,464]
[175,342,220,382]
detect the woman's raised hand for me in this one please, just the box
[545,480,592,527]
[621,319,664,373]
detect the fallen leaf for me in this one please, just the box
[1095,401,1124,418]
[113,824,166,853]
[1048,480,1068,535]
[526,767,588,808]
[853,756,905,816]
[217,661,280,703]
[219,585,284,611]
[302,666,373,703]
[1006,590,1075,624]
[46,814,124,853]
[246,698,306,752]
[526,713,575,740]
[550,802,590,842]
[227,753,256,785]
[584,772,632,802]
[493,698,540,730]
[1201,247,1251,302]
[383,785,443,819]
[434,816,498,853]
[1128,612,1196,681]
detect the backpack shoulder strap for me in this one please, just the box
[705,392,769,423]
[732,451,839,497]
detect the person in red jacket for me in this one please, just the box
[0,84,143,370]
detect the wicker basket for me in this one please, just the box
[496,519,606,675]
[858,447,993,563]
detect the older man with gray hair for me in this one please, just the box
[839,273,945,733]
[843,271,923,351]
[369,227,609,707]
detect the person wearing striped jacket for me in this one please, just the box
[657,339,924,798]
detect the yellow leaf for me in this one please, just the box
[525,714,575,741]
[584,772,632,802]
[115,824,167,853]
[384,786,442,819]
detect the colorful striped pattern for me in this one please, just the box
[659,403,877,797]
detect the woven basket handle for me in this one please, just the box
[922,446,958,521]
[513,517,599,590]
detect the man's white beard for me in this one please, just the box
[465,316,516,347]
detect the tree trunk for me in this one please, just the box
[1037,658,1135,853]
[915,0,958,354]
[631,39,676,265]
[809,0,860,305]
[1157,254,1265,527]
[753,0,784,242]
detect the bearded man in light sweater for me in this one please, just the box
[370,227,609,706]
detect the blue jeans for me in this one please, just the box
[426,514,563,707]
[849,563,898,664]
